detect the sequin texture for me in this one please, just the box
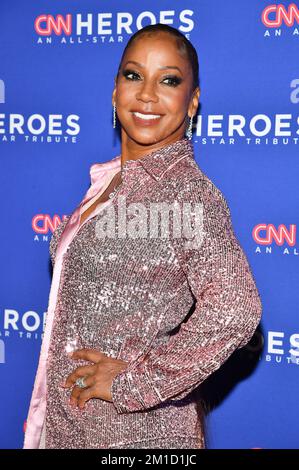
[33,138,262,448]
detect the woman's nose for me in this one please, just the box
[136,81,158,103]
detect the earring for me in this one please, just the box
[113,103,116,129]
[186,114,194,140]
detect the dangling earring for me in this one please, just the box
[185,114,194,140]
[113,103,116,129]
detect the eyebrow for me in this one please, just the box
[123,60,183,74]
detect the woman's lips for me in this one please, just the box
[131,111,163,127]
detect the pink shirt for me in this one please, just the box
[23,155,122,449]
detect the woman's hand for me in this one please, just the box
[60,348,129,409]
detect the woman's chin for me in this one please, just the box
[129,131,164,146]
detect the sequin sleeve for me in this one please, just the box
[110,179,262,413]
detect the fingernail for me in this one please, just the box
[67,352,73,358]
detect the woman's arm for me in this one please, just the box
[110,179,262,413]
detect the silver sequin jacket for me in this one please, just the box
[45,138,262,448]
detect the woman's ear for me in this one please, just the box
[188,87,200,118]
[112,87,116,107]
[191,87,200,115]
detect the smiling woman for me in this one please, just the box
[23,23,262,450]
[112,24,200,151]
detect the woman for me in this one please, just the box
[23,23,262,449]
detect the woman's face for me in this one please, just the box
[112,32,199,147]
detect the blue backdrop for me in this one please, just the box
[0,0,298,449]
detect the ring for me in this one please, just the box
[75,377,88,389]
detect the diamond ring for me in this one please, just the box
[75,377,88,389]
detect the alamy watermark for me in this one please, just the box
[94,196,205,250]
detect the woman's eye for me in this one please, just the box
[162,76,182,87]
[122,70,140,80]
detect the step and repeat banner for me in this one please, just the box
[0,1,298,449]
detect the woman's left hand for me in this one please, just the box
[61,349,129,409]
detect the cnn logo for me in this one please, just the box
[32,214,68,234]
[35,14,72,36]
[252,224,296,246]
[262,3,299,27]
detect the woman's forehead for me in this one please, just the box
[123,34,189,69]
[129,31,180,51]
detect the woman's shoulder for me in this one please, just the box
[170,156,230,212]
